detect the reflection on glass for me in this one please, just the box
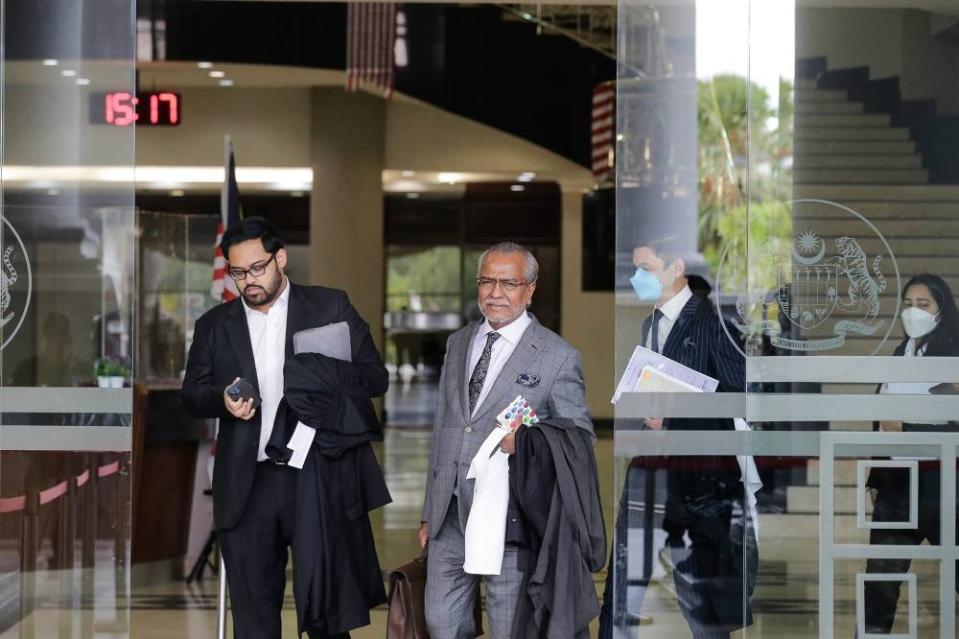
[615,0,959,637]
[137,211,219,385]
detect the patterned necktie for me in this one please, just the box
[468,331,501,414]
[650,309,665,353]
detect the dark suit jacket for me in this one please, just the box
[180,283,389,530]
[510,418,606,638]
[640,294,745,503]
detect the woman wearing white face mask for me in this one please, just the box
[864,273,959,634]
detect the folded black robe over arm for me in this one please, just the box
[278,351,392,636]
[510,417,607,639]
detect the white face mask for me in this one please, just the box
[901,306,938,338]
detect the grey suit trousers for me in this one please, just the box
[425,499,523,639]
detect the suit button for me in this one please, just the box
[465,427,472,433]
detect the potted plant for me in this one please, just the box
[95,358,130,388]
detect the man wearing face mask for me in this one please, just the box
[864,273,959,633]
[599,242,756,639]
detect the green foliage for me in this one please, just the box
[697,73,794,276]
[386,246,461,312]
[95,357,130,378]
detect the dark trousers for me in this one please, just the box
[864,470,959,633]
[219,462,350,639]
[668,497,757,639]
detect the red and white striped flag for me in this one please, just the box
[346,2,398,97]
[591,81,615,183]
[210,136,242,302]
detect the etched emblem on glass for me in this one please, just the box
[716,199,900,355]
[1,216,33,350]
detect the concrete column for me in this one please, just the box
[309,88,385,351]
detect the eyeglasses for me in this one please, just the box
[229,253,276,280]
[476,277,532,292]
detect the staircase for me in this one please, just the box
[761,77,959,546]
[788,76,959,358]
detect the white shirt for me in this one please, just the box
[243,278,291,461]
[467,312,532,417]
[880,338,947,426]
[645,285,693,351]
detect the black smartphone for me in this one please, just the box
[225,378,262,408]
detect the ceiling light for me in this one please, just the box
[46,188,60,196]
[76,78,91,86]
[197,61,213,69]
[438,172,460,185]
[517,172,536,182]
[42,59,59,67]
[290,191,305,198]
[406,192,420,199]
[401,170,415,177]
[510,184,526,192]
[170,189,185,197]
[61,69,76,77]
[218,79,234,87]
[209,70,225,78]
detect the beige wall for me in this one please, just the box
[561,190,615,420]
[385,99,587,177]
[137,87,312,167]
[797,7,959,110]
[797,8,905,79]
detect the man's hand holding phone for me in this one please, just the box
[224,377,259,420]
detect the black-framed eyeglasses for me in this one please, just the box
[229,253,276,280]
[476,277,532,293]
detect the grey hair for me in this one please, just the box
[477,241,539,283]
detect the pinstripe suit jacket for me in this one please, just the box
[421,314,594,536]
[642,294,745,499]
[641,293,745,405]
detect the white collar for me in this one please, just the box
[656,285,693,322]
[479,312,532,345]
[243,276,291,316]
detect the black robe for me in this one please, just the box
[278,352,392,635]
[509,417,607,638]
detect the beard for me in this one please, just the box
[241,271,283,308]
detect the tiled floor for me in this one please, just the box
[5,426,955,637]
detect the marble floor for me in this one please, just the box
[4,422,955,637]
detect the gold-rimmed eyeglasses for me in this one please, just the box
[229,253,276,280]
[476,277,532,292]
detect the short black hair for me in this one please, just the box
[220,216,285,259]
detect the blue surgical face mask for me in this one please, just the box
[630,268,663,301]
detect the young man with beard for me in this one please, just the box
[181,217,390,638]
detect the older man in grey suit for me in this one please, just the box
[419,241,594,638]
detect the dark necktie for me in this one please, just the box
[468,331,501,414]
[650,309,665,353]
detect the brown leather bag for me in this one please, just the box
[386,551,429,639]
[386,548,484,638]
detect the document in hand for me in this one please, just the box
[293,321,352,361]
[611,345,718,403]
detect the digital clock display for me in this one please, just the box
[89,92,181,126]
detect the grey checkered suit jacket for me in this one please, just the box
[421,313,594,536]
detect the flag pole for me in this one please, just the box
[215,133,234,639]
[217,556,228,639]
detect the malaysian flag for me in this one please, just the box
[591,81,615,183]
[346,2,398,97]
[210,136,242,302]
